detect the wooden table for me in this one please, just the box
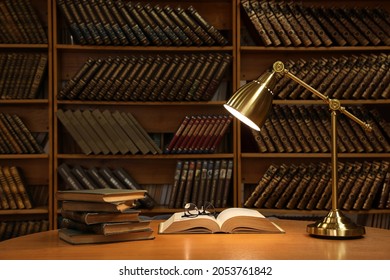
[0,220,389,260]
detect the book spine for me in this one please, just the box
[72,165,98,190]
[57,163,84,190]
[169,160,183,208]
[186,6,228,46]
[87,167,111,189]
[250,0,281,46]
[164,5,202,46]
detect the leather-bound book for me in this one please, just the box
[72,165,98,190]
[82,0,111,44]
[57,0,87,44]
[58,163,84,191]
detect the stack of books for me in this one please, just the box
[57,163,155,209]
[241,0,390,47]
[57,189,155,244]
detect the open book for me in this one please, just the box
[158,208,284,234]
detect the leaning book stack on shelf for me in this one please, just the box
[56,188,155,244]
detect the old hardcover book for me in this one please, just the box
[61,200,135,213]
[114,0,149,45]
[0,112,24,153]
[58,163,83,190]
[342,161,372,210]
[264,164,299,209]
[57,109,93,155]
[249,0,281,46]
[154,4,192,46]
[264,118,284,152]
[82,109,119,154]
[87,167,111,189]
[352,161,380,210]
[269,109,294,153]
[269,1,302,46]
[254,164,289,208]
[377,172,390,209]
[59,227,154,245]
[176,7,214,45]
[164,5,202,45]
[61,209,141,225]
[144,4,181,46]
[56,188,146,203]
[76,0,104,45]
[135,3,171,45]
[64,109,101,155]
[61,218,151,236]
[66,0,96,44]
[113,168,155,209]
[159,208,284,234]
[94,0,123,45]
[98,167,125,190]
[73,109,110,155]
[260,0,291,46]
[57,0,87,44]
[174,160,189,209]
[286,163,316,209]
[106,0,139,45]
[0,167,17,209]
[9,166,32,209]
[2,166,24,209]
[182,160,196,206]
[241,0,272,46]
[103,110,139,155]
[186,5,228,46]
[110,111,148,155]
[72,165,97,190]
[168,160,183,208]
[362,161,389,210]
[125,1,161,45]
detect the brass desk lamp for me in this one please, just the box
[224,61,372,238]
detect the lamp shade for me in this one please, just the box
[224,69,276,131]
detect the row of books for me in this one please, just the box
[57,189,154,244]
[0,0,47,44]
[165,115,233,154]
[244,160,390,211]
[169,159,233,209]
[0,53,47,99]
[241,0,390,47]
[0,165,32,210]
[58,163,155,209]
[58,0,228,46]
[250,105,390,153]
[272,53,390,100]
[364,213,390,230]
[0,220,49,241]
[0,112,44,154]
[142,184,172,207]
[58,53,232,102]
[57,109,162,155]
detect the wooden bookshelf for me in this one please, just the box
[52,0,237,228]
[236,0,390,224]
[0,0,53,236]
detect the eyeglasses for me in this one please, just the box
[181,202,216,218]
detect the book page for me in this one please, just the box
[216,208,265,226]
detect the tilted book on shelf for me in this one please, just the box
[158,208,284,234]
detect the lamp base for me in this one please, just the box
[306,209,365,238]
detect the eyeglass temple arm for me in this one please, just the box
[272,61,372,132]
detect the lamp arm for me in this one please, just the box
[273,61,372,132]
